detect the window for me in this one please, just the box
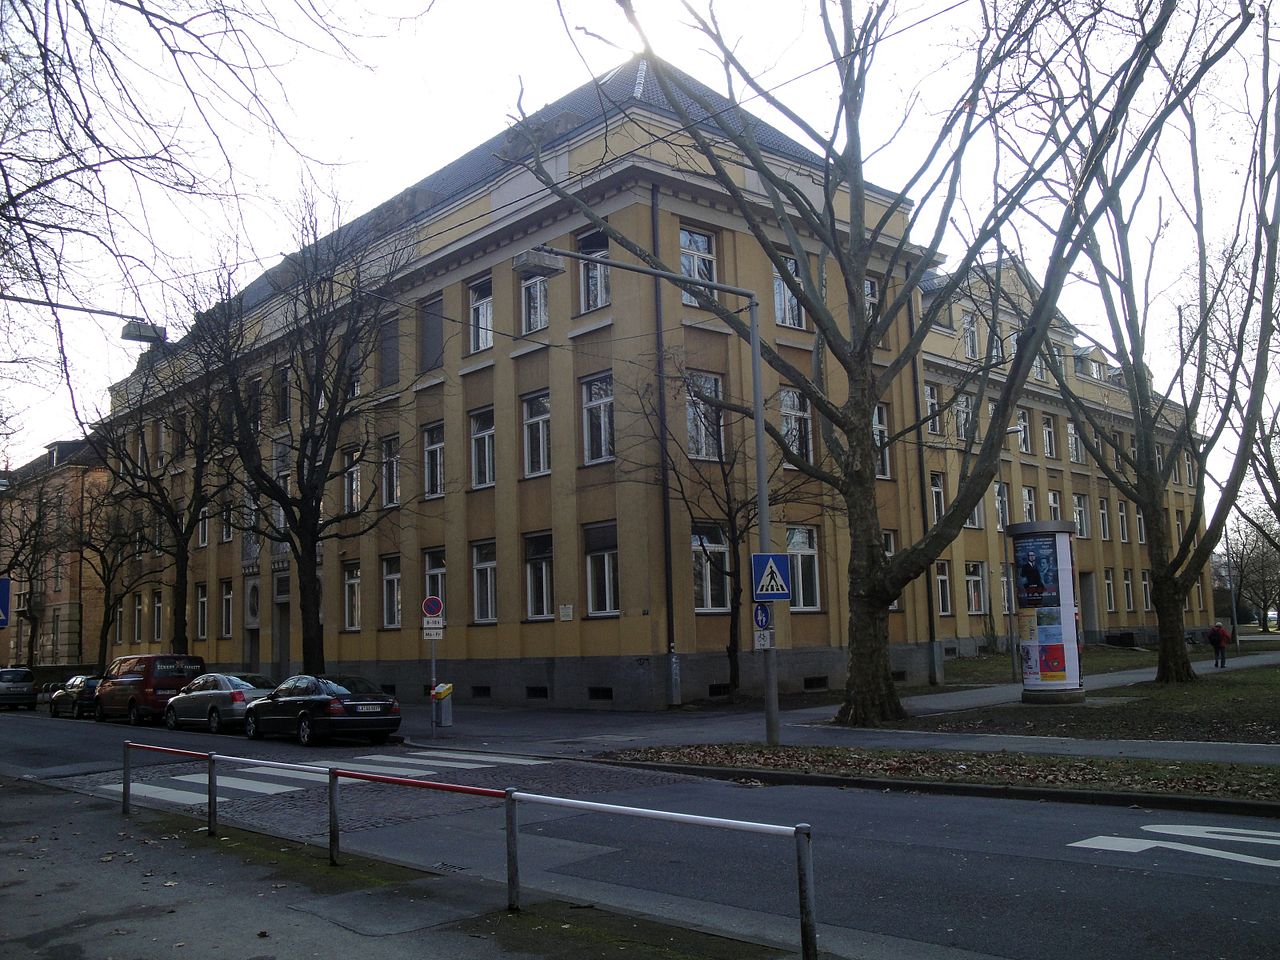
[424,549,446,623]
[691,523,730,612]
[1048,490,1062,521]
[197,508,208,547]
[525,534,554,620]
[582,374,614,464]
[152,590,163,643]
[1033,351,1046,381]
[523,393,551,477]
[380,435,400,507]
[220,580,233,638]
[1136,506,1146,543]
[1184,450,1195,485]
[1175,509,1186,544]
[787,525,820,611]
[1170,451,1181,484]
[381,556,402,628]
[1104,569,1116,612]
[1067,421,1083,463]
[1073,494,1089,537]
[1016,409,1032,454]
[343,561,361,630]
[773,255,803,328]
[195,583,208,641]
[377,319,399,388]
[1118,501,1130,542]
[965,496,984,529]
[935,560,952,615]
[423,423,445,498]
[884,530,900,610]
[585,523,619,616]
[220,503,234,542]
[1099,499,1112,540]
[872,404,891,478]
[419,295,444,372]
[781,387,812,464]
[1021,485,1037,522]
[522,275,549,334]
[962,312,979,359]
[1113,432,1124,470]
[52,554,64,591]
[686,373,722,461]
[1042,415,1057,459]
[342,449,360,513]
[930,472,947,525]
[863,278,879,320]
[1091,359,1104,380]
[578,230,610,312]
[989,321,1005,362]
[1196,578,1205,610]
[995,481,1010,532]
[472,541,497,623]
[925,384,941,434]
[114,602,123,645]
[133,593,143,643]
[246,377,262,434]
[1123,569,1135,611]
[469,277,493,353]
[1141,570,1152,611]
[471,408,495,488]
[965,562,987,614]
[679,227,716,305]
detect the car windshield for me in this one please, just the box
[154,658,204,679]
[0,669,33,682]
[229,674,275,691]
[318,675,383,696]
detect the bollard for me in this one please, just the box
[122,742,132,815]
[206,752,218,838]
[505,787,520,911]
[795,823,817,960]
[328,769,340,866]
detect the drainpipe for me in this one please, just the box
[652,184,680,706]
[905,263,940,684]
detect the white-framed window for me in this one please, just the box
[152,590,163,643]
[962,311,979,359]
[423,548,446,624]
[585,523,619,616]
[1091,359,1104,380]
[578,229,610,312]
[342,448,360,513]
[197,508,208,547]
[1033,351,1046,381]
[1136,506,1146,543]
[781,387,812,464]
[1021,485,1037,522]
[220,503,234,542]
[925,384,941,435]
[691,523,730,612]
[52,553,64,591]
[471,408,495,488]
[381,556,402,628]
[195,583,208,641]
[220,580,233,638]
[935,560,952,616]
[521,275,549,335]
[965,562,987,614]
[343,561,361,630]
[1123,569,1135,611]
[955,393,974,440]
[1073,494,1089,537]
[787,525,821,611]
[873,404,891,478]
[930,472,946,525]
[1016,409,1032,454]
[114,601,123,645]
[1184,450,1195,485]
[1099,499,1112,540]
[472,540,497,623]
[1170,450,1182,484]
[686,372,723,461]
[423,423,445,498]
[995,481,1010,532]
[380,435,400,507]
[1175,509,1185,544]
[582,374,614,464]
[1141,570,1152,611]
[989,321,1005,362]
[1042,415,1057,459]
[863,277,879,319]
[469,277,493,353]
[525,533,553,620]
[679,226,716,305]
[1067,422,1083,463]
[133,593,143,643]
[884,530,900,610]
[523,393,551,477]
[1118,501,1130,542]
[1104,569,1116,612]
[1196,578,1206,610]
[1048,490,1062,521]
[773,254,803,328]
[965,497,984,530]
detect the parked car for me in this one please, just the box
[0,667,36,710]
[164,673,276,733]
[49,675,102,718]
[244,674,400,746]
[95,654,206,724]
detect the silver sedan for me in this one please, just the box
[163,673,276,734]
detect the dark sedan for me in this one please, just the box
[243,674,400,746]
[49,675,101,718]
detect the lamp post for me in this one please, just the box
[1002,425,1022,681]
[525,244,781,745]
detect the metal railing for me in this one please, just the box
[121,742,818,959]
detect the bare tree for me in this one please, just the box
[0,469,73,664]
[510,0,1251,723]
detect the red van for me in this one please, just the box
[95,654,206,724]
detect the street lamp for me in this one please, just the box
[522,243,782,745]
[1001,426,1022,681]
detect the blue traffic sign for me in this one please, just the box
[753,602,771,630]
[0,578,9,628]
[751,553,791,602]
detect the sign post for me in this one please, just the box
[422,596,444,737]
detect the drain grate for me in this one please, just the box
[431,861,468,874]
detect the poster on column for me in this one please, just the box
[1014,532,1060,608]
[1008,521,1083,693]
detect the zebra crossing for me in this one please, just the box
[97,749,550,807]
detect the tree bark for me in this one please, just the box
[1152,573,1195,682]
[169,551,190,655]
[296,535,325,675]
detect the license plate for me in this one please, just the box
[356,704,381,713]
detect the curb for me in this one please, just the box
[596,758,1280,819]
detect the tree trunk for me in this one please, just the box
[23,614,40,666]
[727,549,742,693]
[297,537,325,675]
[1152,573,1195,682]
[169,550,190,654]
[96,615,115,673]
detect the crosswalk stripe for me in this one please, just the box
[322,761,440,778]
[408,750,549,766]
[172,774,298,795]
[357,753,487,770]
[236,767,349,784]
[100,782,214,805]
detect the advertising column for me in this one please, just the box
[1006,520,1085,704]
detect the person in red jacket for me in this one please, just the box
[1207,621,1230,668]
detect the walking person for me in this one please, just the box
[1208,621,1230,668]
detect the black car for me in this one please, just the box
[49,675,102,719]
[243,674,400,746]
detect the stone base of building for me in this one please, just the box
[1020,687,1086,705]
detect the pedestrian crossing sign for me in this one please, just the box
[751,553,791,602]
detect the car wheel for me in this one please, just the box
[207,708,222,735]
[297,714,322,747]
[164,706,178,731]
[244,712,262,740]
[127,701,141,726]
[49,700,59,718]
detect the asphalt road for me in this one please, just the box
[4,708,1278,960]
